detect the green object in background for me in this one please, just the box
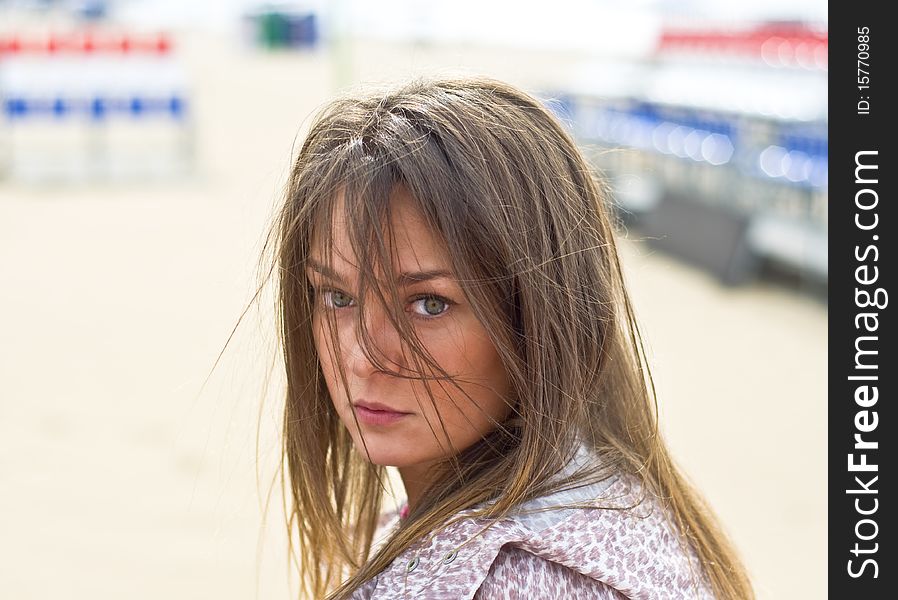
[258,11,290,49]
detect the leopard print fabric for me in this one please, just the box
[352,451,714,599]
[473,545,628,599]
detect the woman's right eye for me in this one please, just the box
[321,289,355,309]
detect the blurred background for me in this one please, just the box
[0,0,826,598]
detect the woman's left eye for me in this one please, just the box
[410,295,451,318]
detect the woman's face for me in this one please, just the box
[307,187,512,472]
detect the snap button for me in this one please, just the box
[443,549,459,564]
[406,556,419,572]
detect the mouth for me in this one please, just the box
[352,400,412,427]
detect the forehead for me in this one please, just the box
[309,186,449,276]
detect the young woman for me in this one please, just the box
[267,77,754,598]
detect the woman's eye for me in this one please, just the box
[322,290,355,309]
[411,296,450,318]
[318,289,449,318]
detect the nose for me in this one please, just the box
[346,301,405,379]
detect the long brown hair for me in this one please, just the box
[266,77,753,599]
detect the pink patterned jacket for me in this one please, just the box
[351,448,715,599]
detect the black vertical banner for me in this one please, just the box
[829,2,895,597]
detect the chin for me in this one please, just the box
[349,435,434,468]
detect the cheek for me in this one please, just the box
[422,321,511,430]
[312,318,347,401]
[455,323,509,396]
[312,322,329,375]
[312,313,344,366]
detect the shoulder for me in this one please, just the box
[473,545,627,599]
[360,474,714,599]
[470,474,713,599]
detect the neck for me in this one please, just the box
[397,462,434,511]
[398,434,517,512]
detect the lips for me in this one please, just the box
[353,400,411,426]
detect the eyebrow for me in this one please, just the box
[306,258,455,286]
